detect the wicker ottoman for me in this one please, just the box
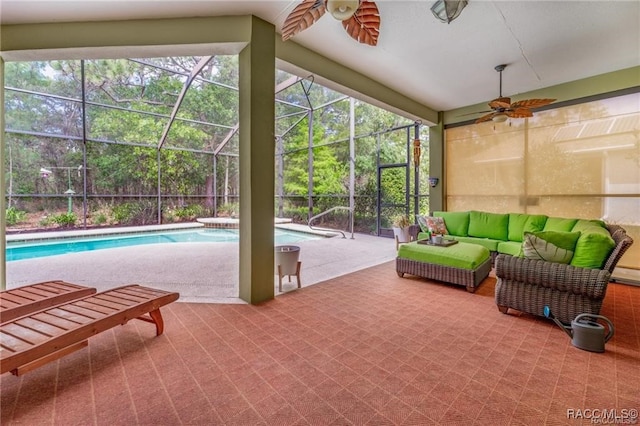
[396,240,491,292]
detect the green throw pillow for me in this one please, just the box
[570,228,616,269]
[522,231,581,264]
[434,211,470,236]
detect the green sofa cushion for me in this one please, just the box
[570,227,616,269]
[468,211,509,241]
[522,231,581,264]
[507,213,548,242]
[543,217,578,232]
[497,241,523,256]
[450,235,500,252]
[397,241,490,270]
[572,219,606,232]
[434,211,470,236]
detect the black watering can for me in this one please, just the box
[544,306,614,353]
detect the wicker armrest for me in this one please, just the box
[408,224,421,240]
[495,254,611,300]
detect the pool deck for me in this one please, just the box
[6,222,396,303]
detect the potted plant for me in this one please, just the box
[392,214,412,247]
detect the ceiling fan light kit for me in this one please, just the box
[326,0,360,20]
[431,0,468,24]
[282,0,380,46]
[475,64,556,124]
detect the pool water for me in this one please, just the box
[6,228,318,262]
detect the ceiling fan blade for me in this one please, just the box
[342,1,380,46]
[510,98,556,109]
[488,97,511,110]
[282,0,326,41]
[506,108,534,119]
[475,112,496,123]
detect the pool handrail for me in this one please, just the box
[308,206,354,239]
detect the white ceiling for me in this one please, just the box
[1,0,639,113]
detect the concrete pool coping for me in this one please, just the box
[6,224,393,304]
[6,219,341,243]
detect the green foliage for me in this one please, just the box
[172,204,205,220]
[218,203,239,217]
[51,212,77,227]
[111,201,157,226]
[93,212,108,225]
[6,206,27,226]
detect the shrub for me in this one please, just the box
[111,201,157,225]
[6,206,27,226]
[94,212,108,225]
[51,212,77,227]
[173,204,205,220]
[218,203,239,218]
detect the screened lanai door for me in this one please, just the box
[377,163,410,237]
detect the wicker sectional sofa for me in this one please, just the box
[411,211,634,323]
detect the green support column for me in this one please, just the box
[238,17,276,304]
[0,57,6,289]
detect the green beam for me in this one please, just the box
[0,17,252,55]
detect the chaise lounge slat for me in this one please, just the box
[0,281,96,324]
[0,284,179,376]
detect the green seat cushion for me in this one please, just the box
[572,219,606,232]
[522,231,581,264]
[497,241,522,256]
[543,217,578,232]
[570,227,616,269]
[507,213,548,242]
[450,236,500,252]
[468,211,509,241]
[434,211,470,236]
[397,241,490,270]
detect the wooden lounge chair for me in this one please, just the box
[1,280,96,324]
[0,284,179,376]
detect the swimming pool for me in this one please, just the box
[6,228,319,262]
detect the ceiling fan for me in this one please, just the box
[282,0,381,46]
[475,64,556,123]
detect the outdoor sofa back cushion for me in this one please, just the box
[570,226,616,269]
[543,217,579,232]
[508,213,548,242]
[468,211,509,241]
[434,211,470,236]
[572,219,606,232]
